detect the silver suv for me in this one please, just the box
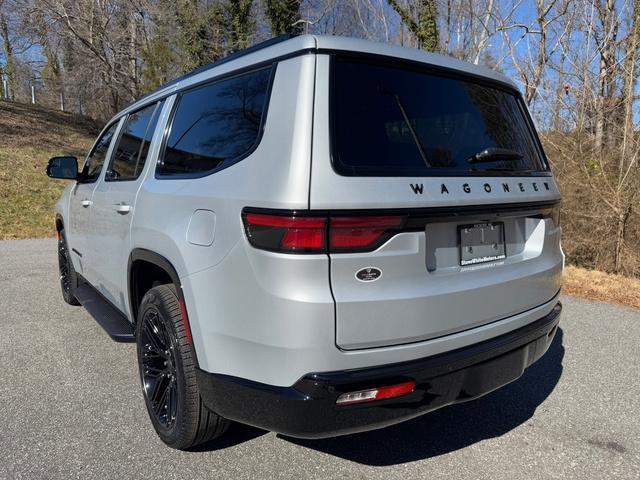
[47,34,563,450]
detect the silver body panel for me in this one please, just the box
[310,54,562,350]
[55,35,563,387]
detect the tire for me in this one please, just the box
[57,229,80,306]
[136,284,229,449]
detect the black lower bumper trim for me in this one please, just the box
[196,302,562,439]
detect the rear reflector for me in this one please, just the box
[178,298,193,345]
[335,381,416,406]
[242,209,406,254]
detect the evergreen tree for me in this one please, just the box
[265,0,302,35]
[229,0,255,51]
[388,0,439,52]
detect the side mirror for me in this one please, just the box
[46,156,78,180]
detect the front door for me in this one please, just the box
[87,101,164,316]
[67,122,119,275]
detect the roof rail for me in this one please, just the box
[137,33,301,102]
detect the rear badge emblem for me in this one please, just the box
[356,267,382,282]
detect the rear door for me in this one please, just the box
[67,122,119,275]
[311,54,563,350]
[87,100,164,314]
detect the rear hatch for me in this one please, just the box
[310,54,563,350]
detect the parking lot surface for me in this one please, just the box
[1,238,639,479]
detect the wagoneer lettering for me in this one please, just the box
[48,34,563,449]
[415,181,557,196]
[410,183,424,194]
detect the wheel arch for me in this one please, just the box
[128,249,184,323]
[55,214,64,234]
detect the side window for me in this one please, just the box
[106,101,163,181]
[81,123,118,182]
[157,67,272,177]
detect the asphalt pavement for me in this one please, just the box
[1,238,639,479]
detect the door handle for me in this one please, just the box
[81,199,92,208]
[114,203,132,214]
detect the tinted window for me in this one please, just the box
[106,101,163,181]
[81,123,118,182]
[332,58,547,176]
[158,68,271,176]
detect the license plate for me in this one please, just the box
[459,222,506,266]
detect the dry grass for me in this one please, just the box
[0,101,98,239]
[563,265,640,309]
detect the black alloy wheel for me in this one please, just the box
[140,308,179,429]
[136,284,229,449]
[57,229,80,305]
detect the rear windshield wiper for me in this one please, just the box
[467,148,523,164]
[378,85,432,168]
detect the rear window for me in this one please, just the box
[331,57,548,176]
[157,67,272,178]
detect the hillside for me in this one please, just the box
[0,101,637,310]
[0,101,99,239]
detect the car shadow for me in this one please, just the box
[189,422,268,452]
[282,328,565,466]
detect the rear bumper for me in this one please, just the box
[196,302,562,439]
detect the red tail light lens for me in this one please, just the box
[330,215,406,252]
[242,210,407,254]
[243,212,327,253]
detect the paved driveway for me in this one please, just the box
[1,238,638,479]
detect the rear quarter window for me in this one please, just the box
[157,67,273,178]
[331,57,549,177]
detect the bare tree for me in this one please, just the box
[0,0,16,99]
[1,0,638,275]
[497,0,570,105]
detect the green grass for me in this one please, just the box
[0,101,98,239]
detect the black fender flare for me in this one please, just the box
[127,249,184,321]
[128,249,200,367]
[55,214,64,232]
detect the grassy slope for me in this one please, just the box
[0,101,98,239]
[563,265,640,310]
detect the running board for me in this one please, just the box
[74,278,135,343]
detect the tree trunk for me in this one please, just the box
[388,0,439,52]
[614,205,631,274]
[0,10,15,99]
[129,12,138,99]
[594,0,619,156]
[620,0,639,160]
[473,0,495,64]
[552,48,567,131]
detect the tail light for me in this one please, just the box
[330,215,406,252]
[242,209,407,254]
[242,212,327,253]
